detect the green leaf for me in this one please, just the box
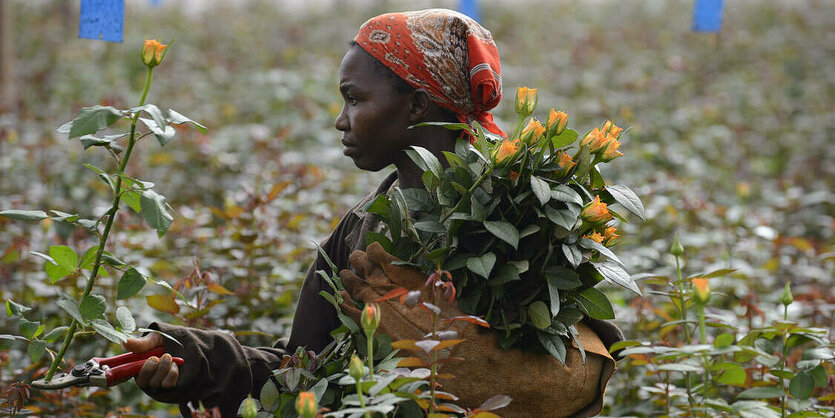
[737,386,784,399]
[537,331,566,364]
[574,145,591,180]
[6,299,31,317]
[528,301,551,329]
[714,333,735,348]
[118,268,147,300]
[57,295,85,325]
[545,266,583,290]
[398,188,434,212]
[551,184,583,206]
[122,190,142,213]
[467,253,496,279]
[789,371,814,399]
[130,104,167,128]
[488,263,519,286]
[550,129,578,148]
[79,133,128,150]
[139,117,176,146]
[546,278,560,317]
[83,163,115,192]
[166,109,207,134]
[530,176,551,205]
[116,306,136,333]
[48,210,79,222]
[575,287,615,320]
[591,260,642,295]
[89,319,128,344]
[67,105,123,139]
[0,210,49,221]
[43,326,69,343]
[658,363,703,372]
[562,244,583,268]
[713,363,747,386]
[579,238,624,266]
[605,185,645,221]
[18,318,44,340]
[79,246,99,270]
[45,245,78,283]
[79,294,107,322]
[406,146,443,180]
[483,220,519,249]
[28,340,47,363]
[140,190,174,236]
[414,220,446,233]
[544,206,577,230]
[260,379,280,412]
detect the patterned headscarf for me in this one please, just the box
[354,9,506,137]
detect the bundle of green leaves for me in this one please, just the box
[362,87,644,363]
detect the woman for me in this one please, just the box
[126,9,621,417]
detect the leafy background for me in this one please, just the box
[0,0,832,415]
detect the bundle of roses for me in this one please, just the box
[362,87,644,362]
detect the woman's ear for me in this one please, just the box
[408,89,433,123]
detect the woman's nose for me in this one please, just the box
[334,107,349,131]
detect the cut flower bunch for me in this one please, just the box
[363,86,644,362]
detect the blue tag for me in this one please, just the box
[459,0,481,23]
[79,0,124,43]
[692,0,724,32]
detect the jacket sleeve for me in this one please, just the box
[144,322,286,417]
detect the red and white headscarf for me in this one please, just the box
[355,9,506,137]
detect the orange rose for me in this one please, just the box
[692,278,710,304]
[514,86,538,117]
[555,151,576,177]
[603,226,621,246]
[141,39,169,68]
[547,109,568,136]
[361,303,381,335]
[295,392,318,418]
[494,138,520,163]
[600,137,624,161]
[580,196,613,223]
[584,231,604,244]
[521,118,546,145]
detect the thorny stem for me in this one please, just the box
[45,66,155,381]
[674,254,696,413]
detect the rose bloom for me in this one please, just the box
[692,278,711,304]
[584,231,605,244]
[295,391,318,417]
[141,39,169,67]
[521,118,546,145]
[581,196,613,223]
[603,226,621,246]
[360,303,381,333]
[547,108,568,136]
[515,86,537,116]
[494,138,520,163]
[556,152,576,177]
[600,137,624,161]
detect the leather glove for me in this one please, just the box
[338,242,617,417]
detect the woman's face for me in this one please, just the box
[335,47,414,172]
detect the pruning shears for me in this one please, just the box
[31,347,184,390]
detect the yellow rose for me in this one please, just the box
[599,137,624,161]
[584,231,604,244]
[555,151,576,178]
[603,226,621,246]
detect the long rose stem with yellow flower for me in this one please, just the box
[44,40,167,381]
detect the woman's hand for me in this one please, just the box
[123,333,179,390]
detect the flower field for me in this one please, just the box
[1,0,833,415]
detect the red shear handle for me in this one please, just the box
[105,355,185,386]
[93,346,167,367]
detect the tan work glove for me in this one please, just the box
[338,242,617,418]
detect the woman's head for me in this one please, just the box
[335,9,504,175]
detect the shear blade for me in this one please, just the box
[31,372,86,390]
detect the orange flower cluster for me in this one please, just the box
[581,120,624,162]
[581,196,621,246]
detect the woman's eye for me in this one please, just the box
[347,96,358,106]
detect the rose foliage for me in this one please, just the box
[362,87,645,362]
